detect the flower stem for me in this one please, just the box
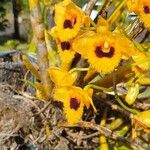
[113,70,139,114]
[115,95,139,114]
[99,108,109,150]
[69,67,89,73]
[90,18,96,28]
[107,0,127,24]
[84,84,111,92]
[132,56,150,67]
[28,0,53,99]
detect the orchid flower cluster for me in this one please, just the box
[26,0,150,137]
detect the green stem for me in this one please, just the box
[107,0,127,23]
[69,67,89,73]
[84,84,111,92]
[113,71,139,114]
[124,18,139,34]
[90,18,96,28]
[20,79,36,88]
[115,95,139,114]
[132,56,150,67]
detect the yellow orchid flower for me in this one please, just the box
[50,0,85,40]
[73,31,121,74]
[48,67,96,124]
[83,35,121,74]
[127,0,150,29]
[133,110,150,136]
[54,86,96,124]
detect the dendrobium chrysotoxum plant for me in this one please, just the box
[25,0,150,147]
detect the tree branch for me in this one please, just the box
[28,0,53,99]
[85,0,97,15]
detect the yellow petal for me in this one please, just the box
[96,17,109,33]
[137,77,150,85]
[83,15,91,28]
[127,0,141,13]
[64,96,84,124]
[113,31,137,59]
[132,52,150,74]
[48,67,77,86]
[83,88,97,112]
[54,87,69,102]
[134,110,150,132]
[29,0,39,10]
[72,31,96,58]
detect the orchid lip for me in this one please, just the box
[95,46,115,58]
[70,97,80,110]
[144,6,150,14]
[64,19,73,29]
[61,41,71,50]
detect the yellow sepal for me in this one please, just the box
[22,55,40,80]
[29,0,39,10]
[125,83,140,105]
[35,82,50,100]
[48,67,77,86]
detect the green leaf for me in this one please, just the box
[73,0,89,7]
[111,142,133,150]
[28,38,36,53]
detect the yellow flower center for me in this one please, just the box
[144,6,150,14]
[70,97,80,110]
[63,17,77,29]
[95,42,115,58]
[61,41,71,50]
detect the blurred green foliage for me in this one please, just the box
[0,0,8,31]
[0,38,28,51]
[20,0,29,10]
[74,0,89,7]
